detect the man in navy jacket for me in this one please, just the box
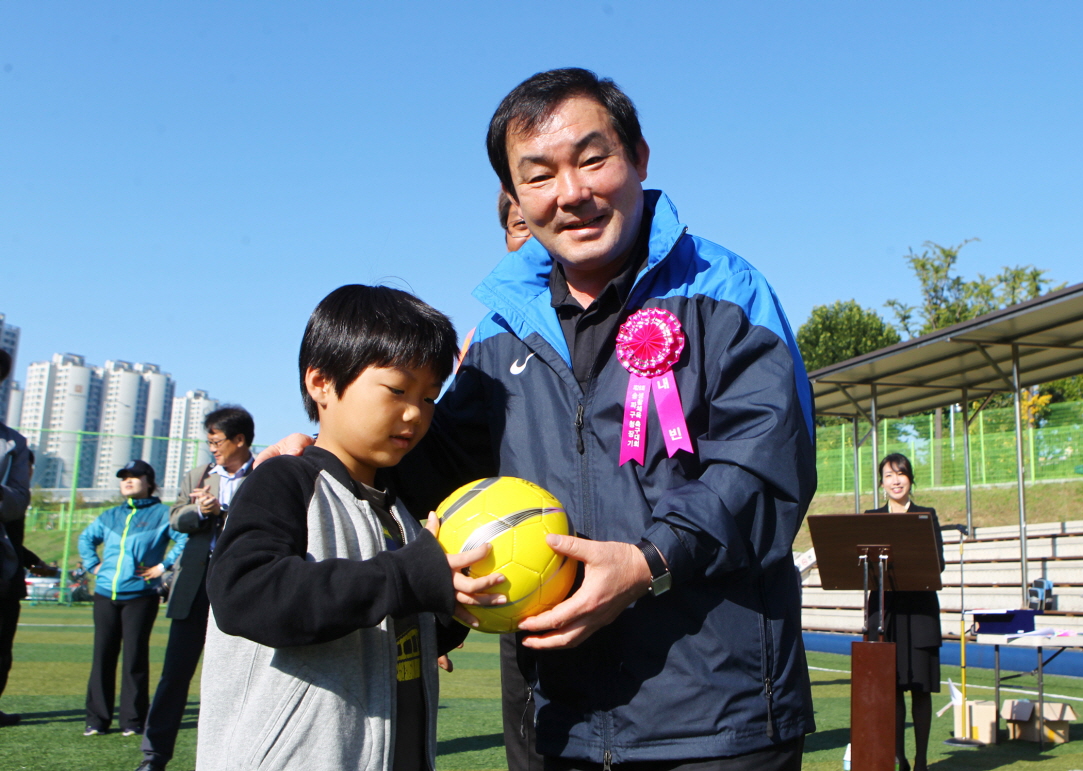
[406,69,818,770]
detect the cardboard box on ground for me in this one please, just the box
[1001,699,1078,744]
[954,700,998,744]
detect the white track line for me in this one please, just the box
[18,623,94,627]
[810,665,1083,703]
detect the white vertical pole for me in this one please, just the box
[853,417,861,514]
[870,385,880,510]
[1012,345,1029,604]
[962,389,973,540]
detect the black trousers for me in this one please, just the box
[543,736,805,771]
[85,593,159,731]
[501,633,545,771]
[0,594,20,699]
[141,581,210,764]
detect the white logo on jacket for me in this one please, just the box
[510,353,535,375]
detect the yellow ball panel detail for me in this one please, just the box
[435,477,576,633]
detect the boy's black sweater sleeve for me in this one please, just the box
[436,615,471,656]
[207,455,456,648]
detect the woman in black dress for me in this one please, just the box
[866,453,945,771]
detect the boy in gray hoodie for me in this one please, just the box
[197,286,505,771]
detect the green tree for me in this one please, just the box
[797,300,901,373]
[885,239,1056,338]
[885,239,1076,408]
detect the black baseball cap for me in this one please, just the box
[116,459,156,480]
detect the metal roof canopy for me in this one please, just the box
[810,281,1083,420]
[807,281,1083,604]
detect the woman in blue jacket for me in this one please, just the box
[78,460,186,737]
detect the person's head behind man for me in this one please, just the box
[498,190,531,252]
[299,284,457,486]
[204,406,255,473]
[487,67,650,294]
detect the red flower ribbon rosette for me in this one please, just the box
[615,308,693,466]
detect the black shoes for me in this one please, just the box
[134,761,166,771]
[0,710,21,727]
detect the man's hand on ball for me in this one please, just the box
[516,535,652,649]
[254,433,313,467]
[426,513,507,627]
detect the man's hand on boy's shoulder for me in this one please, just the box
[255,433,314,467]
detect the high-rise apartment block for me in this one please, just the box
[5,381,23,426]
[92,361,176,488]
[163,390,218,490]
[20,354,104,488]
[0,313,20,422]
[16,347,222,491]
[19,353,185,489]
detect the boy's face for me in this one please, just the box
[310,364,442,487]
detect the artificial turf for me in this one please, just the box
[3,604,1083,770]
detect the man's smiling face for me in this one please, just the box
[505,95,649,290]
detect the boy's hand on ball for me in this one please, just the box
[517,535,651,649]
[427,513,507,627]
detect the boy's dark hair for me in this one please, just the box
[487,67,643,200]
[0,350,10,383]
[299,285,458,422]
[204,406,255,446]
[878,453,915,486]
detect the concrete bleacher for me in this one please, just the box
[800,519,1083,638]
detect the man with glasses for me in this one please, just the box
[134,406,255,771]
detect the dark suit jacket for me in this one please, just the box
[166,462,249,620]
[865,503,945,648]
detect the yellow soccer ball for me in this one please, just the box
[435,476,577,634]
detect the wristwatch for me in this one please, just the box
[636,539,672,596]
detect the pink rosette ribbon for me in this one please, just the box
[615,308,693,466]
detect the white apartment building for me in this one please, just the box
[92,361,176,488]
[163,390,219,490]
[20,353,103,488]
[5,381,22,426]
[0,313,20,423]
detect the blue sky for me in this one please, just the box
[3,2,1081,446]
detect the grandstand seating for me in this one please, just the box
[800,520,1083,638]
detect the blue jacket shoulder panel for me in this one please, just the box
[638,233,814,436]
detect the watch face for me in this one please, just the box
[651,572,673,596]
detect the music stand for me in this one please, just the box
[808,513,944,771]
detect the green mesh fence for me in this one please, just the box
[816,400,1083,494]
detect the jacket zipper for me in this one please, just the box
[758,579,776,739]
[603,750,612,771]
[111,499,138,600]
[390,508,408,547]
[574,403,585,454]
[520,682,534,738]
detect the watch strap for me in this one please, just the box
[636,539,672,596]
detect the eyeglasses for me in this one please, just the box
[207,437,230,449]
[505,220,531,239]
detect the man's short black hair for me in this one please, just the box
[204,406,255,446]
[487,67,643,200]
[299,285,458,422]
[0,350,10,383]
